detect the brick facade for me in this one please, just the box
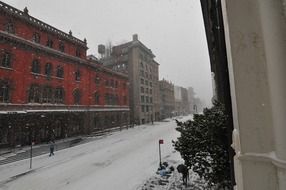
[0,2,130,147]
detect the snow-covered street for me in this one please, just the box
[0,117,192,190]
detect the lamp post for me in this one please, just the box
[158,139,164,168]
[26,123,33,169]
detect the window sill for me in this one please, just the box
[31,72,64,80]
[0,66,13,71]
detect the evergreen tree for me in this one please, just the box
[173,101,231,189]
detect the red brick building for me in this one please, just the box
[0,2,129,147]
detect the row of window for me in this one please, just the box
[1,54,128,89]
[0,81,127,105]
[28,85,65,104]
[140,62,153,73]
[141,96,153,103]
[5,21,82,57]
[141,105,153,113]
[31,60,64,78]
[140,78,152,87]
[141,87,152,94]
[105,79,119,88]
[140,70,154,80]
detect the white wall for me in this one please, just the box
[222,0,286,189]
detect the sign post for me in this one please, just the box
[159,139,164,168]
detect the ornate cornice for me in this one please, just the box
[0,1,87,49]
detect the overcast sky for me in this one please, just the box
[5,0,213,106]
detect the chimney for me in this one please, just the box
[133,34,138,41]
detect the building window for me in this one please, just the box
[31,60,40,73]
[105,79,109,87]
[146,96,149,103]
[150,97,153,103]
[141,87,144,93]
[123,96,127,105]
[45,63,52,77]
[141,96,145,103]
[110,79,114,88]
[94,92,100,104]
[75,69,81,81]
[55,88,64,104]
[141,78,144,85]
[56,65,64,78]
[115,95,119,105]
[105,93,110,105]
[0,81,10,103]
[42,86,53,103]
[150,89,152,94]
[59,42,65,52]
[46,37,53,48]
[141,105,145,112]
[32,33,40,43]
[123,82,127,89]
[95,76,100,85]
[115,81,118,88]
[1,52,11,68]
[28,84,41,103]
[73,89,81,104]
[76,48,81,57]
[5,22,15,34]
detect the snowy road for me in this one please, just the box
[0,117,190,190]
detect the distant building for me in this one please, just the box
[0,2,129,147]
[101,34,160,124]
[187,87,204,113]
[174,86,190,116]
[159,79,175,119]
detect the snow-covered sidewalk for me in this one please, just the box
[0,116,194,190]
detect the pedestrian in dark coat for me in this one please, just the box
[49,141,55,156]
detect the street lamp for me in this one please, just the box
[25,123,33,169]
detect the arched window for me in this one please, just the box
[59,42,65,52]
[45,63,52,76]
[56,65,64,78]
[1,52,11,68]
[105,93,110,105]
[95,75,100,85]
[31,59,40,73]
[28,84,41,103]
[76,47,81,57]
[55,87,64,104]
[73,89,81,104]
[0,80,10,103]
[32,32,40,43]
[46,37,53,48]
[5,22,14,34]
[94,92,100,104]
[42,86,53,103]
[75,69,81,81]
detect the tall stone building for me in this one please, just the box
[159,79,175,119]
[102,34,160,125]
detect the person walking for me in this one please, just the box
[49,141,55,157]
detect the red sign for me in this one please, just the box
[159,139,164,144]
